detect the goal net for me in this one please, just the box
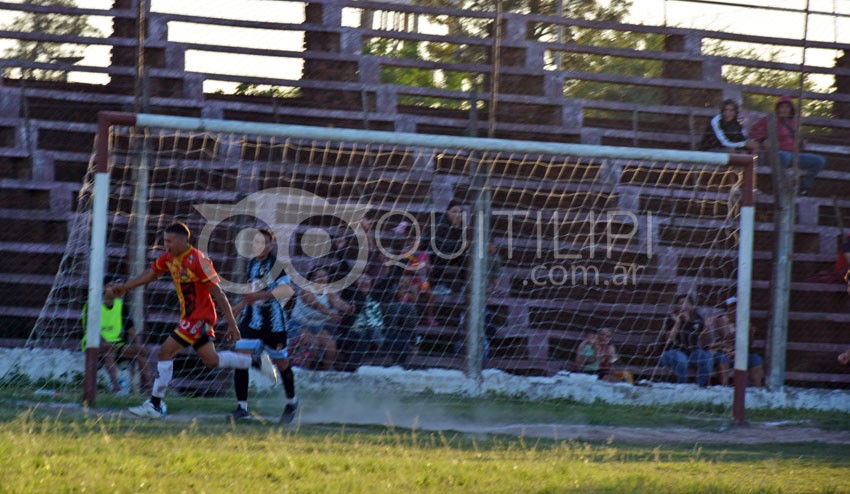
[2,112,754,420]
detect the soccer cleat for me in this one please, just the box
[252,351,279,384]
[128,399,165,419]
[226,406,252,423]
[280,398,299,424]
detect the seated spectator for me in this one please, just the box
[805,233,850,283]
[393,220,436,325]
[575,327,618,379]
[429,201,468,296]
[286,266,354,370]
[748,95,825,196]
[699,99,750,153]
[708,297,764,387]
[327,229,359,285]
[81,278,152,394]
[658,294,724,387]
[335,275,385,371]
[359,209,389,280]
[380,273,423,365]
[834,233,850,282]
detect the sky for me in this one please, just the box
[2,0,850,91]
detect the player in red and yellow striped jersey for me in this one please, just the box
[109,222,277,419]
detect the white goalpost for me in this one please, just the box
[21,111,756,423]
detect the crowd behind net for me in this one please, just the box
[3,120,747,418]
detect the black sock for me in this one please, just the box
[150,396,161,409]
[234,368,249,403]
[282,366,295,399]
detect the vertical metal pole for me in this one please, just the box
[87,112,138,404]
[766,115,793,390]
[129,0,150,363]
[467,0,501,381]
[791,0,811,195]
[487,0,503,139]
[84,173,109,405]
[467,155,489,380]
[732,156,755,425]
[135,0,149,114]
[554,0,563,70]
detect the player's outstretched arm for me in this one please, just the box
[210,283,240,342]
[109,269,158,297]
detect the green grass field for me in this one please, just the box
[2,390,850,493]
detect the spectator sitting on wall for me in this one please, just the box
[658,294,724,387]
[575,327,634,383]
[335,275,384,371]
[287,266,354,370]
[708,296,764,387]
[429,201,468,296]
[380,273,422,366]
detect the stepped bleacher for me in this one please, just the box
[1,0,849,389]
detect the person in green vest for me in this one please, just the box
[82,278,152,395]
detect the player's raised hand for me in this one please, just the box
[107,283,126,298]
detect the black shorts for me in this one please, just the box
[238,320,287,356]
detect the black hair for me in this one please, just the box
[447,200,462,211]
[674,294,694,305]
[720,99,739,116]
[256,227,275,245]
[164,222,191,239]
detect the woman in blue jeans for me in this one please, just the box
[748,95,826,195]
[659,294,718,387]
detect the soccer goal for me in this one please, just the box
[8,111,755,422]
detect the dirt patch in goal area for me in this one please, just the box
[15,399,850,446]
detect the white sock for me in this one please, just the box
[152,360,173,398]
[217,350,251,369]
[238,401,248,411]
[287,396,298,405]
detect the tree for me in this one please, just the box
[362,0,662,108]
[705,40,832,118]
[233,83,300,98]
[3,0,100,81]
